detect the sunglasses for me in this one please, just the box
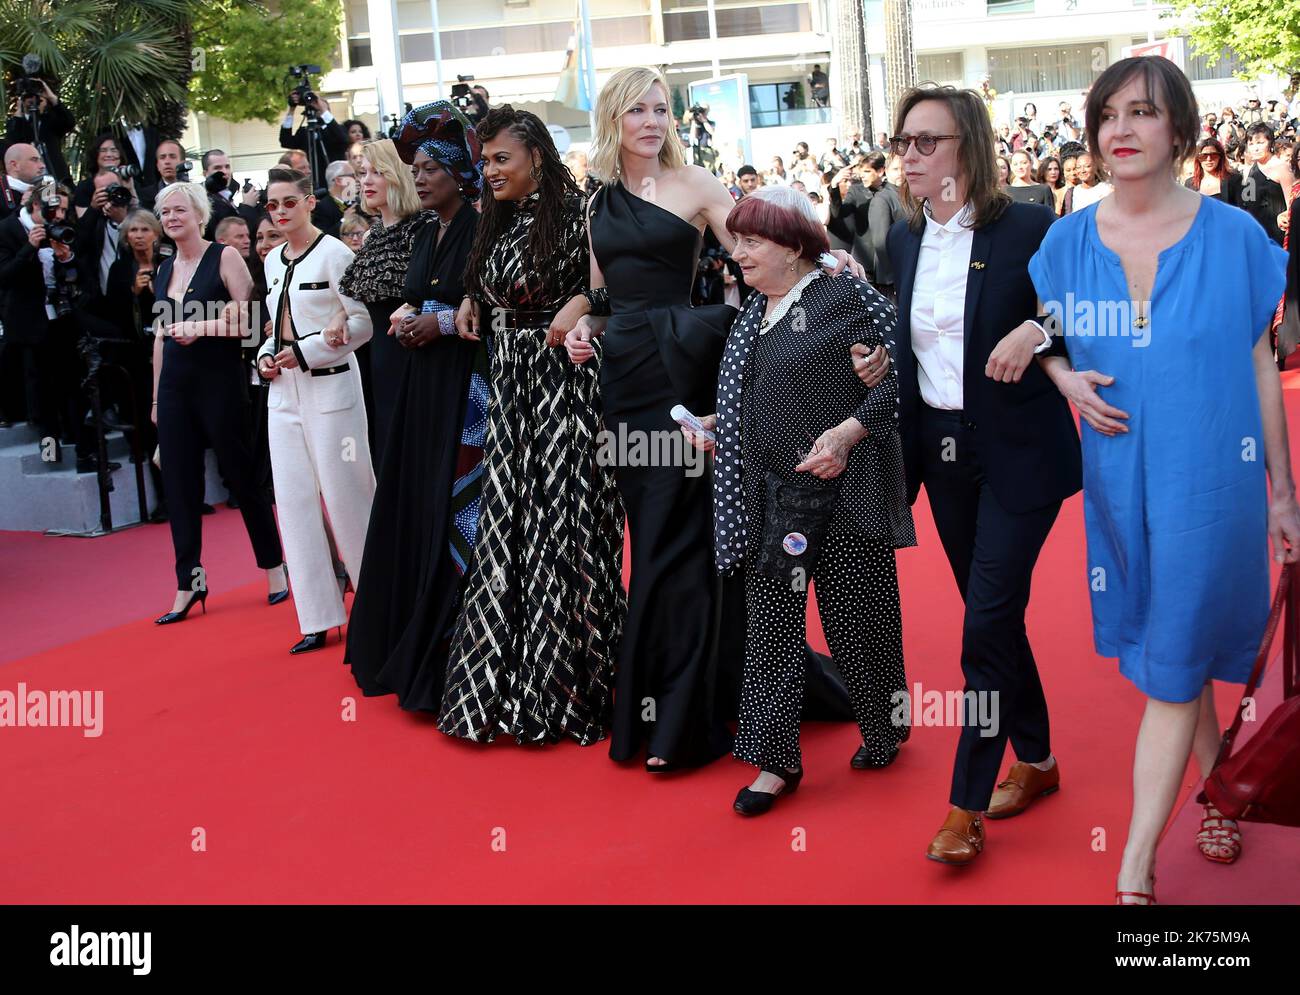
[889,134,959,156]
[264,196,303,212]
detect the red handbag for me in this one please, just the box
[1202,564,1300,827]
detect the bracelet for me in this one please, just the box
[581,287,611,317]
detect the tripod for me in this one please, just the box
[18,95,56,179]
[300,106,331,197]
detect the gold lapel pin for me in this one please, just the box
[970,261,986,270]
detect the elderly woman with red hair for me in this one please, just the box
[684,186,916,815]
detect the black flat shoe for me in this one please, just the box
[155,588,208,624]
[268,564,290,606]
[851,743,901,769]
[734,766,803,816]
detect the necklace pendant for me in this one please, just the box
[1134,316,1149,329]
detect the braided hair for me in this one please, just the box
[464,105,582,302]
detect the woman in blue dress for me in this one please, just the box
[1023,57,1296,904]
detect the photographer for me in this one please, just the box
[279,84,347,177]
[0,182,109,472]
[1,142,46,221]
[201,149,260,242]
[5,77,74,186]
[686,103,716,171]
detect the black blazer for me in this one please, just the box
[0,213,51,344]
[279,117,348,166]
[886,200,1081,514]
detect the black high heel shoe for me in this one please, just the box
[734,766,803,816]
[289,626,343,655]
[155,588,208,625]
[268,564,290,606]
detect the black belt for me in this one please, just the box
[921,404,976,431]
[309,362,350,377]
[487,307,558,330]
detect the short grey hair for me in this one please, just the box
[747,185,822,228]
[325,160,351,187]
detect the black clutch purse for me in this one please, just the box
[752,469,840,582]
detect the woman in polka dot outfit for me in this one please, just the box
[684,187,916,815]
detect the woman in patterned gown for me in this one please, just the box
[438,107,626,745]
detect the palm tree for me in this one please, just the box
[0,0,196,177]
[883,0,917,127]
[832,0,874,140]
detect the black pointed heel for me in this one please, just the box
[155,588,208,625]
[289,631,328,654]
[268,564,290,606]
[733,765,804,816]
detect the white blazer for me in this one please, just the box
[258,233,372,371]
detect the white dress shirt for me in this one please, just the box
[125,126,146,170]
[910,201,974,410]
[1071,181,1112,211]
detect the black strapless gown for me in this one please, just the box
[594,184,854,767]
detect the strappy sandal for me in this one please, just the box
[1116,875,1157,905]
[1196,805,1243,864]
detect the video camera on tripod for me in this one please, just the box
[287,65,324,118]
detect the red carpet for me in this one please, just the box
[3,393,1299,904]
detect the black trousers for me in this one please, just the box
[735,519,906,770]
[156,362,282,590]
[919,405,1058,811]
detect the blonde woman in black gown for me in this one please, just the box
[438,107,625,745]
[564,67,874,771]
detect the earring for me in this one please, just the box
[789,258,796,271]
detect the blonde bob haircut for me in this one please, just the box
[361,138,422,219]
[154,181,211,230]
[588,66,687,183]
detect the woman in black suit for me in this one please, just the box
[851,84,1081,867]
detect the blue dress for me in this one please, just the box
[1028,197,1288,702]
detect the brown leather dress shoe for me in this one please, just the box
[986,760,1060,820]
[926,808,985,865]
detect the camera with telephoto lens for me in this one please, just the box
[203,170,229,195]
[104,183,133,208]
[175,159,193,182]
[34,178,75,245]
[108,164,140,181]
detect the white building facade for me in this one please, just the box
[192,0,1285,179]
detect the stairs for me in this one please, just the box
[0,422,229,534]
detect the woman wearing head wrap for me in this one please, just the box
[344,102,492,711]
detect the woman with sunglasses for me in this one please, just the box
[255,168,374,654]
[851,86,1081,867]
[1185,137,1240,202]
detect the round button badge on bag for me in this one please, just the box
[782,532,808,556]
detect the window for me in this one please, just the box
[748,81,829,128]
[1183,40,1246,81]
[918,52,964,88]
[664,3,810,43]
[987,0,1034,13]
[987,43,1107,94]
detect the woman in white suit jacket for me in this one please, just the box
[256,168,375,654]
